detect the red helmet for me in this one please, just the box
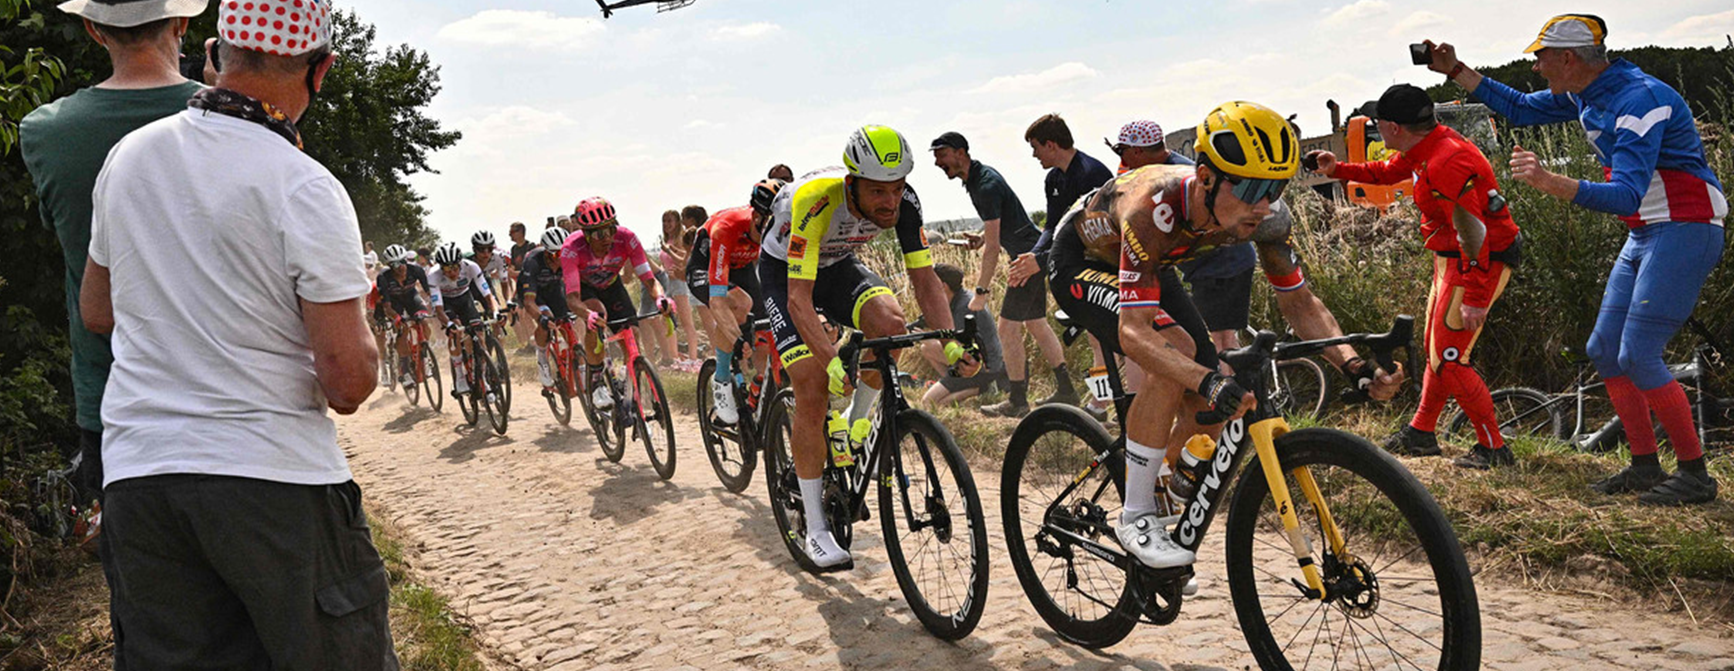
[573,197,618,230]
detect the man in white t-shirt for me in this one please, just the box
[79,0,397,667]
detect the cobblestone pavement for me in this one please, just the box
[341,383,1734,670]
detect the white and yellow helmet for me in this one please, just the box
[842,125,914,182]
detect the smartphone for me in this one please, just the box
[1410,43,1431,66]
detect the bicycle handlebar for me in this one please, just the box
[606,309,667,329]
[838,314,979,382]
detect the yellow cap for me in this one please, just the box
[1524,14,1607,54]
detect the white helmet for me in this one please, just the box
[471,230,496,248]
[433,242,464,266]
[842,125,915,182]
[383,244,409,264]
[540,227,569,251]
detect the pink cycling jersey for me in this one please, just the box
[559,227,654,291]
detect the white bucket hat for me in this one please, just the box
[57,0,208,28]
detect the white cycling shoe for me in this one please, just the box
[537,361,555,388]
[710,378,739,425]
[1116,511,1195,569]
[803,529,854,573]
[591,383,614,410]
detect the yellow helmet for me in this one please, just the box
[1194,101,1299,181]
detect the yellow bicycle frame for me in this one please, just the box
[1248,417,1347,600]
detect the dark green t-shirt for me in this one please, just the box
[965,160,1041,257]
[20,81,203,431]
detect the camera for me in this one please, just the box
[179,51,208,84]
[1409,43,1431,66]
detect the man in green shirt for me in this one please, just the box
[21,0,206,664]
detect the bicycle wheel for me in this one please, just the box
[403,351,421,406]
[487,332,513,415]
[1443,386,1564,443]
[596,366,627,463]
[1225,428,1481,671]
[476,337,509,435]
[421,346,443,413]
[381,343,397,392]
[878,408,990,641]
[699,360,756,493]
[546,344,572,426]
[761,389,813,569]
[1001,404,1137,648]
[576,363,614,454]
[1271,358,1330,420]
[633,356,677,479]
[458,355,480,427]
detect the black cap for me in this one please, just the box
[1358,84,1435,124]
[929,131,969,152]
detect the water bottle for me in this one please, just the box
[1169,434,1218,502]
[827,411,855,467]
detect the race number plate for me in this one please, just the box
[1085,366,1114,403]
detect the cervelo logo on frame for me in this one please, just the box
[1176,417,1245,547]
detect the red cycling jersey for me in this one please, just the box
[705,205,759,290]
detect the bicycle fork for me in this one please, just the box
[1246,417,1344,601]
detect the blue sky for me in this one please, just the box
[335,0,1734,247]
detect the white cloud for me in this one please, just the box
[1320,0,1391,28]
[456,106,576,141]
[685,119,720,129]
[711,22,782,40]
[1660,9,1734,46]
[436,10,604,49]
[967,62,1099,95]
[1389,10,1451,38]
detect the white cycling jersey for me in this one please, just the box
[426,258,491,305]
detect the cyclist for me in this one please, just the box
[1049,102,1397,569]
[519,227,573,397]
[429,242,498,399]
[471,230,513,308]
[374,244,435,388]
[560,196,671,411]
[758,125,979,571]
[687,178,784,424]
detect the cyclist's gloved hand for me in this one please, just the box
[585,312,606,333]
[656,296,673,315]
[826,356,850,397]
[944,341,980,378]
[1196,371,1252,425]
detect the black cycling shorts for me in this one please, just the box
[1049,261,1216,370]
[441,291,483,326]
[1186,270,1253,333]
[577,279,635,333]
[760,254,892,368]
[524,282,571,321]
[1001,271,1050,321]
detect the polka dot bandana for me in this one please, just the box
[220,0,330,56]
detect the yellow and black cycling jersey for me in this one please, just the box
[758,166,931,279]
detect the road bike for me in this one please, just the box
[761,316,991,640]
[1241,326,1332,421]
[539,314,581,426]
[576,310,677,480]
[395,313,442,412]
[696,318,788,493]
[447,317,510,435]
[1443,317,1734,453]
[1002,314,1483,669]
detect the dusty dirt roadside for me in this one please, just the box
[340,381,1734,671]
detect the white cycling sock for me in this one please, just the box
[799,476,828,536]
[1123,438,1163,520]
[845,385,876,425]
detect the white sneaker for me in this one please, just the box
[400,372,415,388]
[804,529,854,571]
[537,360,555,387]
[591,381,614,410]
[1115,511,1195,569]
[711,378,739,425]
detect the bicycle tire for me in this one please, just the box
[422,346,443,413]
[761,389,815,571]
[1225,427,1481,670]
[487,332,513,415]
[1443,386,1564,443]
[699,360,756,493]
[576,362,613,455]
[634,356,677,480]
[404,349,421,406]
[458,353,480,427]
[381,343,397,392]
[1001,404,1137,648]
[546,341,573,426]
[476,336,509,435]
[879,408,990,641]
[1272,358,1330,420]
[596,365,627,463]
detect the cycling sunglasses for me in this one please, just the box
[1224,174,1290,204]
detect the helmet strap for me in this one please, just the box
[1196,160,1227,233]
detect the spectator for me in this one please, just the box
[79,0,397,666]
[363,240,379,278]
[921,263,1007,405]
[660,210,703,362]
[930,131,1076,418]
[768,163,794,182]
[508,221,537,351]
[1427,15,1726,501]
[558,214,576,232]
[20,0,209,658]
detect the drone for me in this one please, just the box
[594,0,695,18]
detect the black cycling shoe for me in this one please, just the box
[1638,469,1718,506]
[1589,462,1668,495]
[1382,425,1441,457]
[1454,444,1515,469]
